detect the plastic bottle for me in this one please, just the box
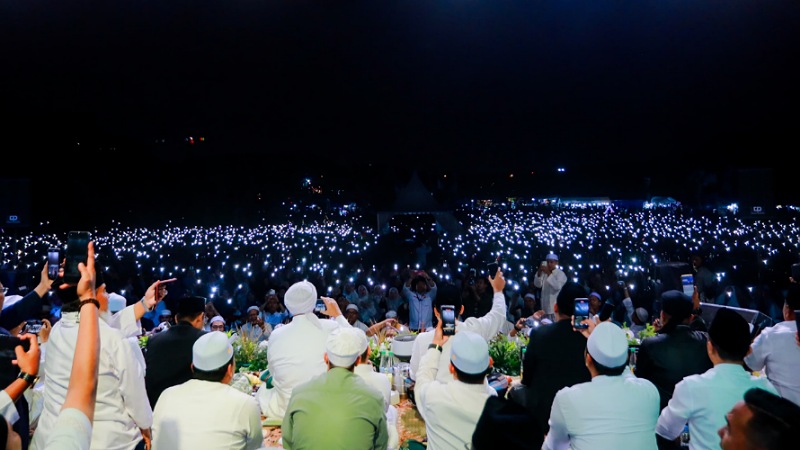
[378,343,390,374]
[520,346,527,378]
[680,424,690,447]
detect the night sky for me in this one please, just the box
[2,1,798,224]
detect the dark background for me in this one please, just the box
[2,1,798,227]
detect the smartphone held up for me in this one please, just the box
[63,231,91,284]
[441,305,456,336]
[47,247,60,280]
[573,298,590,329]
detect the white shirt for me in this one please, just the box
[534,268,567,315]
[543,374,660,450]
[152,379,263,450]
[256,313,351,420]
[32,312,153,450]
[354,364,400,450]
[656,363,777,450]
[0,391,19,425]
[105,305,142,339]
[410,291,507,387]
[44,408,93,450]
[744,320,800,406]
[415,348,493,450]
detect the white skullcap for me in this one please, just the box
[524,293,536,300]
[635,307,649,323]
[546,253,558,261]
[209,315,225,325]
[193,331,234,371]
[345,304,359,312]
[284,281,318,315]
[247,306,260,314]
[587,322,629,368]
[450,331,490,375]
[160,309,172,316]
[108,293,126,313]
[385,310,397,319]
[326,327,368,367]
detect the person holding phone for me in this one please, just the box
[409,268,507,394]
[534,253,567,323]
[743,283,800,407]
[31,241,154,450]
[0,262,56,450]
[256,280,352,422]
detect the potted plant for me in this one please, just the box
[488,333,529,377]
[229,328,268,373]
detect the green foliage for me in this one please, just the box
[488,333,529,376]
[231,329,268,372]
[638,323,657,340]
[138,335,149,349]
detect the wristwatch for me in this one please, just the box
[17,371,39,387]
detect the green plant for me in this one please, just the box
[231,328,268,372]
[138,335,149,349]
[488,333,529,376]
[638,323,657,341]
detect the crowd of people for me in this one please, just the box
[1,201,800,449]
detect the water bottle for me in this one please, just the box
[520,346,527,378]
[378,344,391,374]
[680,424,690,447]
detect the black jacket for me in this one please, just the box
[521,319,591,434]
[144,322,207,408]
[634,324,713,410]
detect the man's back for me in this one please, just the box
[151,379,263,450]
[656,364,777,450]
[744,320,800,406]
[635,325,713,410]
[282,368,387,450]
[144,322,207,408]
[34,313,153,450]
[544,374,660,450]
[521,320,591,433]
[258,314,347,420]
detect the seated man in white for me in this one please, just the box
[543,321,661,450]
[256,280,351,421]
[416,326,495,450]
[151,331,263,450]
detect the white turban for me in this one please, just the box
[284,281,318,315]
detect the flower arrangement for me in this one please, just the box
[622,323,657,346]
[229,327,268,372]
[488,333,529,376]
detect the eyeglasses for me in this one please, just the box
[1,287,7,295]
[211,325,226,331]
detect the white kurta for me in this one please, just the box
[31,312,153,450]
[534,268,567,315]
[0,391,19,425]
[152,379,263,450]
[744,320,800,406]
[410,291,507,388]
[415,348,492,450]
[43,408,93,450]
[543,374,660,450]
[256,314,351,420]
[656,364,777,450]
